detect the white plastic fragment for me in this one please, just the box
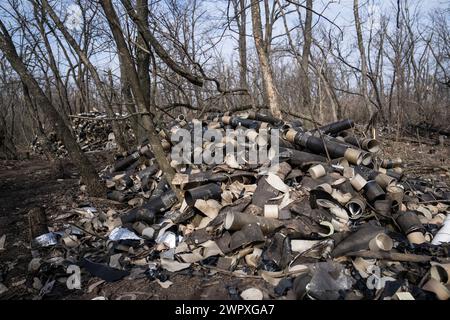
[240,288,264,300]
[265,173,290,193]
[34,232,58,247]
[108,227,142,241]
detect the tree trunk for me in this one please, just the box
[353,0,374,128]
[100,0,182,201]
[250,0,282,119]
[235,0,249,107]
[301,0,312,111]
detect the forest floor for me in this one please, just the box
[0,138,449,300]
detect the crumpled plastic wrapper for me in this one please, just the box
[108,227,142,241]
[307,262,354,300]
[33,232,58,247]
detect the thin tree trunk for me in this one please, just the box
[250,0,282,119]
[301,0,313,111]
[100,0,182,201]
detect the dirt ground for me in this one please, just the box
[0,139,449,300]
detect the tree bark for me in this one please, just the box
[353,0,374,125]
[250,0,282,119]
[301,0,313,111]
[100,0,182,201]
[120,0,204,87]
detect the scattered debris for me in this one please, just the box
[12,112,450,300]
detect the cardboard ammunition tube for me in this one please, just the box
[363,180,385,202]
[392,167,403,174]
[308,164,326,179]
[317,183,333,194]
[422,278,450,300]
[278,147,327,168]
[177,114,185,122]
[264,204,279,219]
[395,211,426,244]
[374,199,393,216]
[369,233,393,251]
[230,117,262,129]
[132,222,155,239]
[362,139,380,153]
[111,151,140,172]
[224,212,283,234]
[344,136,380,153]
[386,170,403,180]
[430,264,450,284]
[185,183,222,207]
[361,152,373,166]
[351,174,368,191]
[344,148,363,165]
[121,189,177,224]
[221,116,231,125]
[375,173,396,189]
[381,158,403,169]
[208,121,222,129]
[247,111,283,126]
[345,196,366,219]
[285,129,298,143]
[318,119,354,135]
[387,185,404,204]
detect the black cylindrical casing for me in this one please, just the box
[111,151,140,173]
[230,117,263,129]
[296,133,349,159]
[247,111,284,127]
[278,147,327,169]
[386,170,403,180]
[395,211,426,235]
[149,178,168,201]
[363,180,385,202]
[374,199,393,216]
[184,183,222,206]
[343,136,362,148]
[107,190,130,203]
[355,165,376,180]
[205,113,223,120]
[317,119,354,135]
[121,189,178,224]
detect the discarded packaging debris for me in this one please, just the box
[20,113,450,300]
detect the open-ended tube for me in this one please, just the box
[285,129,364,165]
[184,183,222,207]
[344,136,380,153]
[395,211,427,244]
[315,119,355,135]
[224,212,283,234]
[121,189,178,224]
[345,196,366,219]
